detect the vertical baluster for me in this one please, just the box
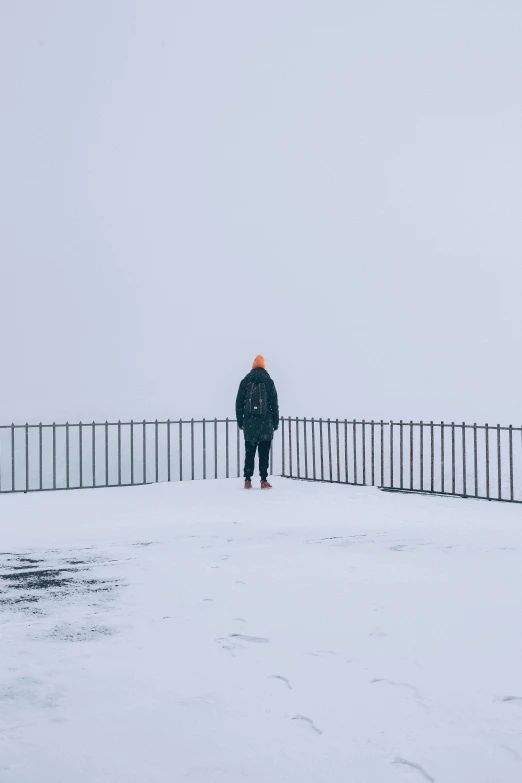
[25,423,29,492]
[327,418,332,482]
[485,423,490,499]
[353,420,357,485]
[473,423,478,498]
[167,419,171,482]
[225,418,229,479]
[289,417,293,478]
[143,420,147,484]
[155,419,159,483]
[440,422,445,494]
[304,417,308,479]
[497,424,501,500]
[380,420,384,487]
[509,425,514,502]
[202,418,206,480]
[390,421,394,488]
[281,417,285,476]
[336,419,340,483]
[409,421,413,490]
[105,421,109,486]
[236,421,240,479]
[66,422,70,490]
[462,423,467,497]
[11,423,15,492]
[191,419,195,480]
[39,422,43,490]
[214,418,218,480]
[296,417,300,479]
[420,421,424,490]
[344,418,349,483]
[179,419,183,481]
[91,422,95,488]
[362,420,366,486]
[371,420,375,486]
[430,421,434,492]
[399,420,403,490]
[53,422,57,490]
[79,422,83,488]
[118,421,122,486]
[451,422,456,494]
[130,420,134,485]
[311,418,316,480]
[319,418,324,481]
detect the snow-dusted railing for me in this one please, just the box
[280,418,522,504]
[0,419,277,494]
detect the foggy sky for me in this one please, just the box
[1,0,521,425]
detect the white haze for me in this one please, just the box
[1,1,521,426]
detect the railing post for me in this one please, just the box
[39,422,43,490]
[462,422,467,497]
[319,418,324,481]
[440,421,445,494]
[105,421,109,487]
[142,420,147,484]
[399,420,403,489]
[390,421,394,488]
[327,418,332,482]
[118,421,122,486]
[130,420,134,485]
[419,421,424,491]
[202,418,206,481]
[296,417,300,479]
[25,423,29,492]
[214,418,218,480]
[485,423,490,499]
[371,420,375,487]
[304,417,308,479]
[362,420,367,486]
[497,424,501,500]
[155,419,159,483]
[353,419,357,485]
[509,424,514,501]
[409,421,413,490]
[289,417,293,478]
[380,420,384,487]
[66,421,70,489]
[225,418,229,479]
[473,423,478,498]
[167,419,171,482]
[336,419,340,483]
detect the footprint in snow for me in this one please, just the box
[291,715,322,735]
[392,757,435,782]
[229,633,268,644]
[270,675,292,690]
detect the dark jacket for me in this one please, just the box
[236,367,280,442]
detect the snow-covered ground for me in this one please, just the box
[1,479,522,783]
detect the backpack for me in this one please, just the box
[244,382,268,418]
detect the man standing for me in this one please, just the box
[236,355,280,489]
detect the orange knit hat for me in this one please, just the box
[252,354,266,369]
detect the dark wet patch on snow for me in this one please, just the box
[0,551,124,636]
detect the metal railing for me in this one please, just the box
[2,416,520,504]
[0,419,275,494]
[280,418,522,504]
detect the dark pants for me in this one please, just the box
[244,440,271,481]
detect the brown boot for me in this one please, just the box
[260,480,272,489]
[244,479,252,489]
